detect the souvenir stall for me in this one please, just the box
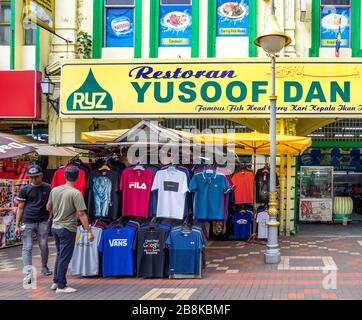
[59,120,311,279]
[0,134,79,249]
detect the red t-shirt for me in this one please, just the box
[51,165,87,197]
[120,168,154,218]
[232,170,255,204]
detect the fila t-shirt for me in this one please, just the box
[97,226,136,277]
[256,211,269,239]
[136,225,169,278]
[231,211,254,240]
[151,167,188,220]
[120,168,154,218]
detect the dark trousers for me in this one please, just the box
[52,228,76,289]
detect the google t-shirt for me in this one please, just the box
[120,168,154,218]
[151,167,189,220]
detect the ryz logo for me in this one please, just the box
[66,69,113,111]
[109,239,128,247]
[129,182,147,190]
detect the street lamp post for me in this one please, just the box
[254,0,291,264]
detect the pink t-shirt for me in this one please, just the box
[120,168,155,218]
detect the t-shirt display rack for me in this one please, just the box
[235,154,273,246]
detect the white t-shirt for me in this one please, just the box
[151,167,189,220]
[256,211,269,239]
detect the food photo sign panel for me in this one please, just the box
[217,0,249,37]
[160,4,192,47]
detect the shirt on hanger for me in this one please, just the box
[189,172,230,221]
[136,225,169,278]
[166,228,205,275]
[231,211,254,240]
[151,167,189,220]
[120,168,154,218]
[98,226,137,277]
[87,169,121,221]
[51,165,87,197]
[256,211,269,239]
[232,170,255,204]
[70,226,103,276]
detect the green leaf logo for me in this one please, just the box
[66,69,113,111]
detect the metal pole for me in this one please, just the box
[265,54,281,264]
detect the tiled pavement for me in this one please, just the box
[1,231,362,300]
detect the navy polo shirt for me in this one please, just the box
[189,172,230,220]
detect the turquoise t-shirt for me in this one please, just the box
[189,172,230,220]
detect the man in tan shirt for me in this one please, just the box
[47,166,94,294]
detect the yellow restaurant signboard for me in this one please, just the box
[25,0,55,33]
[60,58,362,118]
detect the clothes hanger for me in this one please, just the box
[99,164,111,171]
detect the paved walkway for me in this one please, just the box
[1,228,362,300]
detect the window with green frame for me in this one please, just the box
[310,0,362,57]
[93,0,142,58]
[150,0,199,58]
[0,1,10,45]
[207,0,257,57]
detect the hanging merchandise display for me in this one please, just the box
[136,222,170,278]
[255,165,279,204]
[231,208,254,240]
[151,166,189,220]
[70,226,103,277]
[87,166,121,220]
[166,223,206,279]
[232,166,254,204]
[120,166,155,218]
[256,209,269,240]
[98,224,137,277]
[189,169,230,221]
[51,164,87,197]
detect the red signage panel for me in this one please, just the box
[0,70,42,119]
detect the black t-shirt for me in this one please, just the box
[17,183,51,223]
[255,169,279,204]
[87,169,121,221]
[136,226,169,278]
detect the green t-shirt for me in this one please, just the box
[48,185,87,232]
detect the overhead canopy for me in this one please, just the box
[81,129,128,143]
[172,131,312,156]
[79,123,312,156]
[0,132,79,158]
[0,136,36,159]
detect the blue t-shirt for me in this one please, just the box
[166,229,204,275]
[98,226,136,277]
[231,211,254,240]
[189,172,230,220]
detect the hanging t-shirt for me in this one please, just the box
[256,211,269,239]
[87,169,121,221]
[120,168,154,218]
[255,168,279,204]
[231,211,254,240]
[51,165,87,197]
[70,226,103,276]
[136,225,169,278]
[166,229,204,275]
[151,167,188,220]
[97,226,136,277]
[189,172,230,221]
[232,170,254,204]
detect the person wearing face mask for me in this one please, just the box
[15,164,52,286]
